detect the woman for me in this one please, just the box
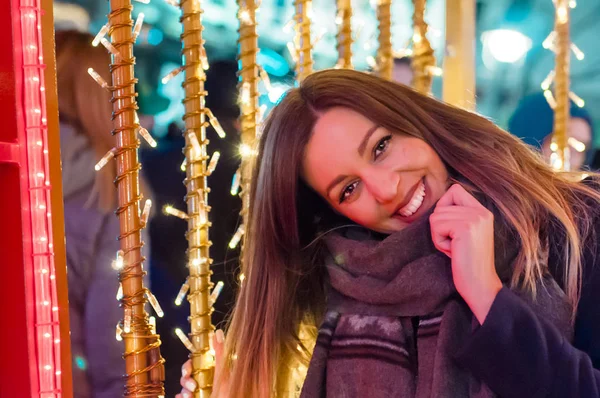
[57,30,152,397]
[179,69,600,397]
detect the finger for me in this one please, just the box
[182,360,192,378]
[436,184,483,209]
[180,375,196,393]
[429,216,453,257]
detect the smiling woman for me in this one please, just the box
[177,69,600,398]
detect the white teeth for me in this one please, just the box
[398,181,426,217]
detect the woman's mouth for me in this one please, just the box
[395,179,426,217]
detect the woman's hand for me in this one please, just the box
[176,329,227,398]
[429,184,502,324]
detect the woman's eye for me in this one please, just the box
[339,181,358,204]
[374,135,392,159]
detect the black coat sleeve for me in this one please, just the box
[454,209,600,397]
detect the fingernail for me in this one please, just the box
[185,380,197,391]
[216,329,224,344]
[182,366,188,377]
[182,391,192,398]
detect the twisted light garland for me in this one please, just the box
[107,0,165,395]
[375,0,392,80]
[336,0,353,69]
[411,0,436,94]
[293,0,313,81]
[178,0,216,396]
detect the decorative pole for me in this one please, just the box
[234,0,259,258]
[335,0,353,69]
[293,0,313,81]
[375,0,393,80]
[411,0,436,94]
[551,0,570,171]
[106,0,165,395]
[442,0,475,110]
[179,0,217,396]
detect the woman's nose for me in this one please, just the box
[364,169,399,204]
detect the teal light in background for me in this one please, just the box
[154,62,186,137]
[148,29,164,46]
[257,48,289,77]
[75,356,87,370]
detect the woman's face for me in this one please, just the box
[302,107,450,234]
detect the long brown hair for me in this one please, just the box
[56,30,152,213]
[219,69,600,397]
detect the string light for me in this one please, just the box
[556,4,568,24]
[95,148,116,171]
[239,143,255,158]
[116,323,123,341]
[568,137,586,152]
[543,31,557,49]
[200,50,210,70]
[283,19,294,33]
[124,307,132,333]
[541,70,555,90]
[146,290,165,317]
[112,250,125,270]
[570,43,584,60]
[569,91,585,107]
[366,56,377,69]
[426,65,443,76]
[149,316,156,334]
[287,42,299,63]
[132,13,145,41]
[174,281,190,306]
[116,283,123,301]
[206,108,226,138]
[141,199,152,227]
[163,205,189,220]
[543,89,557,109]
[230,169,241,195]
[137,126,157,148]
[161,66,184,84]
[207,151,220,175]
[209,281,224,305]
[229,224,245,249]
[188,131,202,159]
[92,24,110,47]
[100,38,122,62]
[180,158,187,171]
[175,328,196,353]
[239,8,253,25]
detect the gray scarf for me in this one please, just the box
[300,209,573,398]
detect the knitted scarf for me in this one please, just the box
[300,209,574,398]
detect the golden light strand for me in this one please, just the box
[293,0,313,81]
[335,0,353,69]
[237,0,259,269]
[178,0,215,395]
[106,0,165,396]
[411,0,436,94]
[375,0,392,80]
[551,0,571,171]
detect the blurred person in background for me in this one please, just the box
[392,56,414,86]
[508,92,595,170]
[56,30,153,398]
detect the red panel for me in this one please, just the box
[0,142,20,163]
